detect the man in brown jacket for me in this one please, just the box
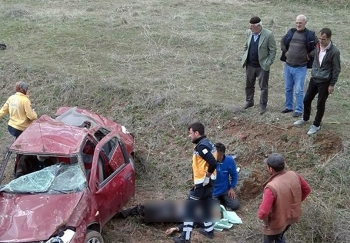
[257,153,311,243]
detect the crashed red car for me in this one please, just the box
[0,107,135,243]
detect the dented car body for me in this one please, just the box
[0,107,135,243]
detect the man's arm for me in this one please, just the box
[229,156,238,189]
[307,32,319,59]
[243,29,250,52]
[257,187,275,220]
[0,99,10,119]
[197,144,217,174]
[298,174,311,201]
[24,98,38,121]
[329,48,341,87]
[266,31,277,66]
[280,34,287,52]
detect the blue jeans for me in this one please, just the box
[8,125,23,139]
[284,64,307,113]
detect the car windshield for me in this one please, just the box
[0,163,86,194]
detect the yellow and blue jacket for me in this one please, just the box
[192,136,217,185]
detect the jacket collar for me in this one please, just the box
[263,169,286,187]
[193,135,206,144]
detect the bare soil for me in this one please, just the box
[107,118,343,243]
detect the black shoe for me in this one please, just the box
[293,112,302,117]
[172,236,190,243]
[281,109,293,113]
[243,103,254,109]
[260,107,266,115]
[197,228,214,239]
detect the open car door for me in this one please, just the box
[89,133,135,226]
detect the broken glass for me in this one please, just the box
[0,163,86,194]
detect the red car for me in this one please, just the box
[0,107,135,243]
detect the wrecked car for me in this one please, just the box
[0,107,135,243]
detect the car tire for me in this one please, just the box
[85,230,104,243]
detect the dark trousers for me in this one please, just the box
[182,181,215,240]
[245,65,270,108]
[263,225,291,243]
[8,125,22,139]
[213,191,239,211]
[303,78,330,127]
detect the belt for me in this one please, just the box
[286,63,307,68]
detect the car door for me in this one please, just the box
[89,134,135,226]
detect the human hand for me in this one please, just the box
[203,176,210,186]
[228,188,236,199]
[165,227,178,236]
[328,85,334,94]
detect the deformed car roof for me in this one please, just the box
[10,106,133,156]
[10,115,88,155]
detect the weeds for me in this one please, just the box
[0,0,349,242]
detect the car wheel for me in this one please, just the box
[85,230,104,243]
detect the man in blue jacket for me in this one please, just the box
[212,142,239,211]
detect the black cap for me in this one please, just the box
[264,153,284,168]
[250,16,261,24]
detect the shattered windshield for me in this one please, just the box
[0,163,86,194]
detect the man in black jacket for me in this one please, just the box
[293,28,341,135]
[280,14,317,118]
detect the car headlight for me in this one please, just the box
[46,229,75,243]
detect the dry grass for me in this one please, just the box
[1,0,350,242]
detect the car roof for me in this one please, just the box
[55,106,121,130]
[10,107,134,156]
[10,114,88,155]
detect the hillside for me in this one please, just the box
[1,0,349,242]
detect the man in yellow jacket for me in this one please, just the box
[173,122,217,243]
[0,82,37,139]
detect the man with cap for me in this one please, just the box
[0,82,37,139]
[258,153,311,243]
[241,16,277,115]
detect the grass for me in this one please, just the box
[1,0,350,242]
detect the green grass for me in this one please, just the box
[1,0,350,242]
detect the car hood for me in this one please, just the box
[0,192,84,242]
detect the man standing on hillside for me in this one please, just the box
[293,28,341,135]
[258,153,311,243]
[0,82,37,139]
[173,122,217,243]
[241,16,276,115]
[212,142,239,211]
[280,14,318,118]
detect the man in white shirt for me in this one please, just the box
[293,28,341,135]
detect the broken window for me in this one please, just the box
[0,163,86,194]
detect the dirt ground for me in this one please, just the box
[107,118,343,243]
[221,118,343,200]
